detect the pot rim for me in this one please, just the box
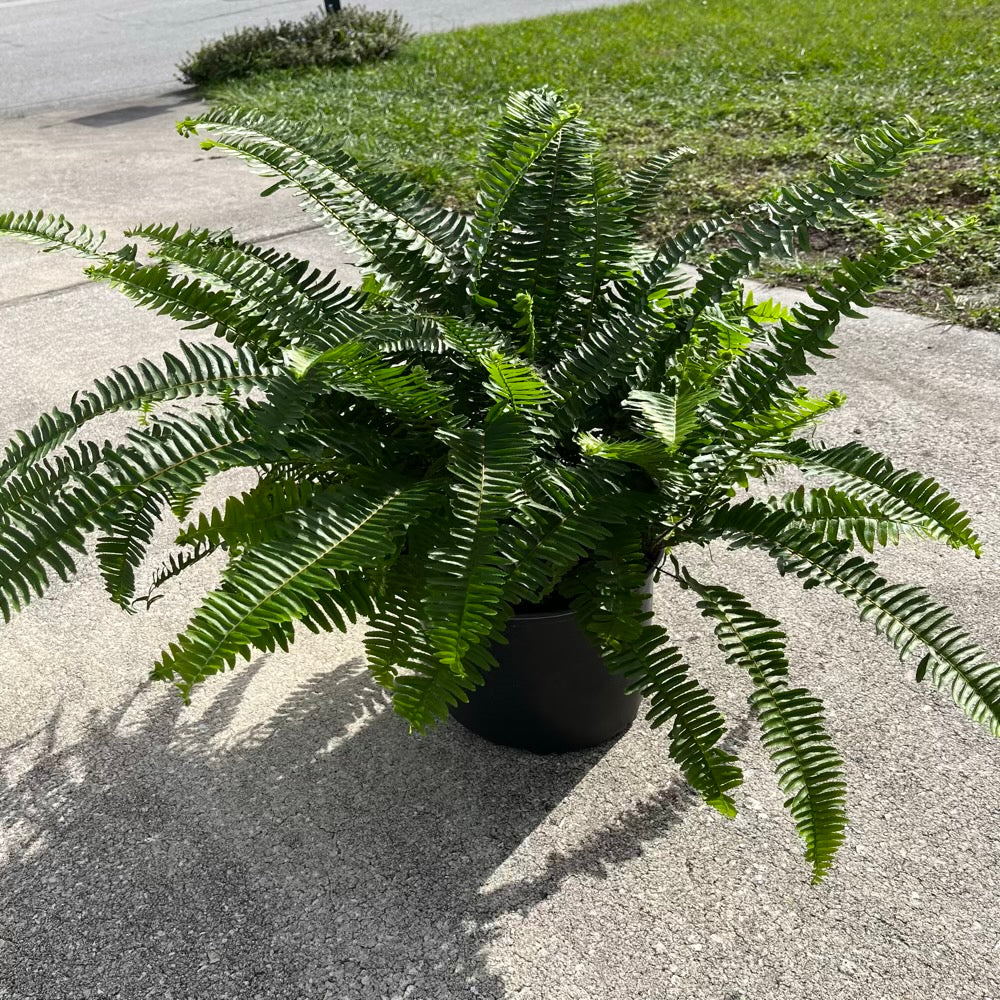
[509,606,576,621]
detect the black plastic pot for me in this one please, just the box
[449,589,651,754]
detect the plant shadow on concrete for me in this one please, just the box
[0,659,730,997]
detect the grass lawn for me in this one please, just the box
[210,0,1000,330]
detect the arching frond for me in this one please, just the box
[624,146,697,227]
[128,222,368,346]
[178,108,468,307]
[577,432,679,480]
[548,306,672,428]
[708,500,1000,736]
[636,214,734,294]
[137,539,220,610]
[95,487,164,608]
[709,220,968,432]
[175,476,324,552]
[773,484,939,552]
[500,462,635,607]
[0,210,117,260]
[777,439,982,555]
[0,410,261,622]
[289,339,454,425]
[564,533,743,816]
[689,118,940,312]
[572,157,640,340]
[154,482,435,697]
[682,574,847,881]
[86,257,285,350]
[0,341,270,483]
[480,351,552,411]
[363,518,441,688]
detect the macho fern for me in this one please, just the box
[2,88,996,882]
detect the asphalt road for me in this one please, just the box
[0,0,628,115]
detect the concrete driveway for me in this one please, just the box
[0,96,998,999]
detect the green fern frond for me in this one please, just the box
[128,222,368,347]
[480,351,552,410]
[636,214,734,295]
[0,410,267,622]
[0,453,101,620]
[618,625,744,817]
[129,222,350,306]
[778,439,982,556]
[85,257,285,349]
[625,385,718,451]
[729,390,844,441]
[155,482,435,697]
[682,574,847,881]
[393,411,536,727]
[363,536,436,688]
[774,484,938,551]
[179,108,467,306]
[176,477,323,552]
[289,339,454,424]
[0,341,269,484]
[465,87,581,288]
[137,539,220,609]
[501,463,634,607]
[95,488,164,608]
[0,210,117,260]
[473,106,610,336]
[707,500,1000,736]
[365,589,428,687]
[690,119,940,312]
[376,314,515,360]
[624,146,697,226]
[712,221,966,434]
[577,432,675,478]
[565,535,742,815]
[424,410,536,666]
[573,157,640,339]
[549,307,671,428]
[0,438,106,515]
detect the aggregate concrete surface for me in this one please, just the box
[1,94,999,1000]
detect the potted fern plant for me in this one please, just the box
[1,88,997,882]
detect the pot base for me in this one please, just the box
[449,608,642,754]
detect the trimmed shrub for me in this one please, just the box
[177,7,412,87]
